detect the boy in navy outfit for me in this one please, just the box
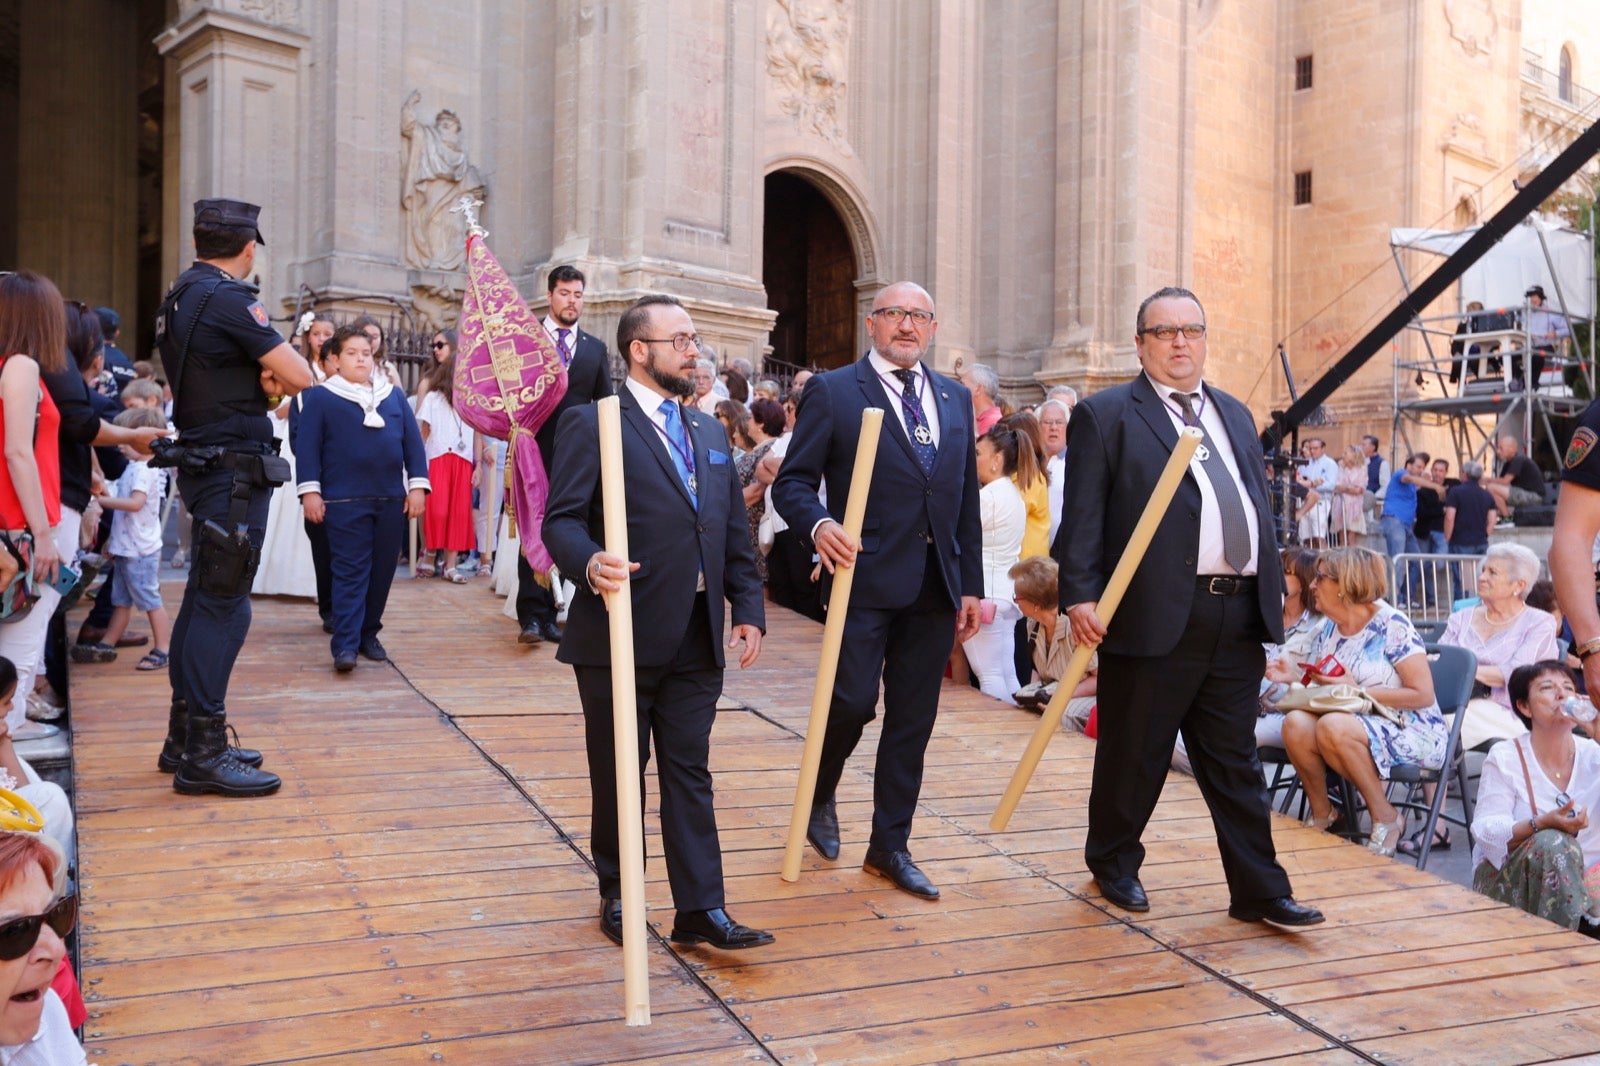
[294,325,429,672]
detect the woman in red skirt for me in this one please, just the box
[415,331,478,582]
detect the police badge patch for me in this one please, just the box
[248,301,269,327]
[1566,427,1598,470]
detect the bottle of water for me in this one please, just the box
[1560,697,1598,723]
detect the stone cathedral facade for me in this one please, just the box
[1,0,1593,436]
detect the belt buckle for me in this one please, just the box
[1205,576,1236,595]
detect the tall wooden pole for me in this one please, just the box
[597,396,650,1025]
[990,427,1204,831]
[781,408,884,882]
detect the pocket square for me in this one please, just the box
[707,451,729,465]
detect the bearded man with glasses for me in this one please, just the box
[1057,285,1322,929]
[772,281,983,900]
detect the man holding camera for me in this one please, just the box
[153,199,313,797]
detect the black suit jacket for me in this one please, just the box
[544,386,764,669]
[1057,374,1284,657]
[537,326,613,469]
[771,358,983,611]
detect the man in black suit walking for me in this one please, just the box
[518,264,614,645]
[772,281,982,900]
[1058,286,1321,929]
[544,293,773,951]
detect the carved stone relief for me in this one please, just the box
[1443,0,1497,61]
[766,0,852,153]
[400,90,487,272]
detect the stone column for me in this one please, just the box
[157,4,307,321]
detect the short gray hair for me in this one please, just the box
[695,358,715,374]
[1047,384,1078,406]
[965,363,999,401]
[1485,542,1540,594]
[1461,460,1484,481]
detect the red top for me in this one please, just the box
[0,357,61,531]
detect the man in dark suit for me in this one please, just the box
[544,293,773,951]
[519,264,614,645]
[1058,286,1322,929]
[772,281,982,900]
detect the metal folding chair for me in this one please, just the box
[1387,643,1478,869]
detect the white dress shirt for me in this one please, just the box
[1046,452,1066,545]
[1145,374,1260,575]
[867,349,941,448]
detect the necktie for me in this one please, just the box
[556,328,572,365]
[892,369,938,476]
[1174,391,1252,573]
[658,399,697,503]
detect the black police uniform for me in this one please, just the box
[1563,403,1600,492]
[154,253,284,793]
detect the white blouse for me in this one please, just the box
[1471,735,1600,871]
[978,476,1027,601]
[416,390,473,464]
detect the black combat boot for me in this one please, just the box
[172,715,281,797]
[157,700,264,773]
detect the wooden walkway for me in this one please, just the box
[67,576,1600,1065]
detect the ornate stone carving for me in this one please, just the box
[766,0,852,153]
[233,0,299,25]
[1443,0,1497,60]
[1439,111,1488,157]
[400,90,487,272]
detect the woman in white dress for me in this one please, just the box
[252,316,332,598]
[961,422,1029,704]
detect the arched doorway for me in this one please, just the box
[762,170,858,372]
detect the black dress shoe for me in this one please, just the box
[359,638,388,661]
[517,624,543,645]
[1096,876,1149,913]
[807,799,840,860]
[333,651,357,673]
[537,620,564,644]
[1228,895,1325,928]
[862,847,939,899]
[321,618,334,634]
[599,897,623,946]
[669,908,774,949]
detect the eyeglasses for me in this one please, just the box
[639,334,701,352]
[1139,324,1207,342]
[431,341,448,350]
[1312,571,1331,583]
[871,307,935,327]
[0,894,76,961]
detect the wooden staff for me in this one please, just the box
[597,396,650,1025]
[782,407,885,882]
[990,426,1203,831]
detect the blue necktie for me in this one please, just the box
[893,369,937,475]
[659,399,697,504]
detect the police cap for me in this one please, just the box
[193,198,266,246]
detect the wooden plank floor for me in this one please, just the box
[68,574,1600,1065]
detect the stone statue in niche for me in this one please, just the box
[766,0,852,152]
[401,90,487,272]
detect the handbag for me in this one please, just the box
[0,531,38,624]
[1275,682,1405,727]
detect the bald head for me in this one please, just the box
[866,281,938,369]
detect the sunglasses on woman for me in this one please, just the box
[0,894,76,961]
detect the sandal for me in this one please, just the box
[1367,814,1407,857]
[414,562,436,578]
[442,567,468,584]
[136,650,169,671]
[1396,825,1451,856]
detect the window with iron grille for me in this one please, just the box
[1294,54,1313,91]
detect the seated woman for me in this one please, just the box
[1471,661,1600,937]
[961,423,1028,704]
[1442,543,1558,750]
[1267,546,1445,855]
[296,326,429,673]
[1008,555,1097,731]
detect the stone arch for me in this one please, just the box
[762,157,881,285]
[1559,43,1576,104]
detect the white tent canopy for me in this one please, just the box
[1390,216,1595,319]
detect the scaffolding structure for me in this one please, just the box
[1389,217,1596,469]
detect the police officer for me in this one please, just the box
[154,199,313,797]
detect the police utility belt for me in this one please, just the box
[149,437,290,597]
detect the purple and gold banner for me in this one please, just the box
[455,234,569,574]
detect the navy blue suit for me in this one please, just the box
[771,357,982,853]
[544,385,764,910]
[1057,373,1291,903]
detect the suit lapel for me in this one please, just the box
[857,359,925,471]
[928,366,967,471]
[1131,374,1182,453]
[619,389,695,510]
[682,405,712,515]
